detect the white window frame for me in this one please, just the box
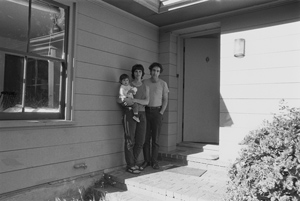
[0,0,75,127]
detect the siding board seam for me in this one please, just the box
[77,45,155,64]
[220,65,300,72]
[222,82,300,86]
[0,138,123,153]
[76,61,132,72]
[0,151,124,174]
[78,12,158,43]
[75,76,118,83]
[78,29,158,54]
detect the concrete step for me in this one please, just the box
[104,162,228,201]
[101,185,162,201]
[158,142,228,171]
[187,158,230,172]
[101,145,229,201]
[176,143,230,171]
[177,142,219,152]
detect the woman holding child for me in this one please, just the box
[117,64,149,174]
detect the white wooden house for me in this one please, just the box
[0,0,299,198]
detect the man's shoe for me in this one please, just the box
[152,163,160,170]
[140,161,151,169]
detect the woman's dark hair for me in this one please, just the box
[149,62,163,74]
[119,74,129,84]
[131,64,145,79]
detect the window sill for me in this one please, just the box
[0,120,75,129]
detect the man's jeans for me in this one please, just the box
[143,107,163,164]
[122,108,146,168]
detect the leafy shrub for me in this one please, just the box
[53,174,115,201]
[54,187,107,201]
[80,187,107,201]
[226,101,300,201]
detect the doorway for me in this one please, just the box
[183,36,220,144]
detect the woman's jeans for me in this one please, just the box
[143,107,163,165]
[122,108,146,168]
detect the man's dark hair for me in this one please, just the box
[149,62,163,74]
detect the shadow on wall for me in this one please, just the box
[219,94,233,127]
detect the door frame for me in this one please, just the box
[173,22,221,144]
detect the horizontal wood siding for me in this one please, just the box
[0,139,123,173]
[0,153,123,194]
[0,0,159,194]
[219,2,300,160]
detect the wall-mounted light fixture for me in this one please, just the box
[234,38,245,58]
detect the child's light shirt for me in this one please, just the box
[119,84,137,101]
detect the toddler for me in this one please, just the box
[119,74,140,122]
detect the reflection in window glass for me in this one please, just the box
[25,58,61,112]
[0,0,29,52]
[0,0,68,120]
[1,55,62,113]
[0,55,23,112]
[30,0,66,59]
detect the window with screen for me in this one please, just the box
[0,0,69,120]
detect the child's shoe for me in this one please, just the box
[133,115,140,123]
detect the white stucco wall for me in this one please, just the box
[219,4,300,162]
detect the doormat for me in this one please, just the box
[163,165,207,177]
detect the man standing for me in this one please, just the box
[141,62,169,169]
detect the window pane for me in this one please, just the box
[29,0,66,59]
[0,0,29,52]
[25,58,61,113]
[0,54,24,113]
